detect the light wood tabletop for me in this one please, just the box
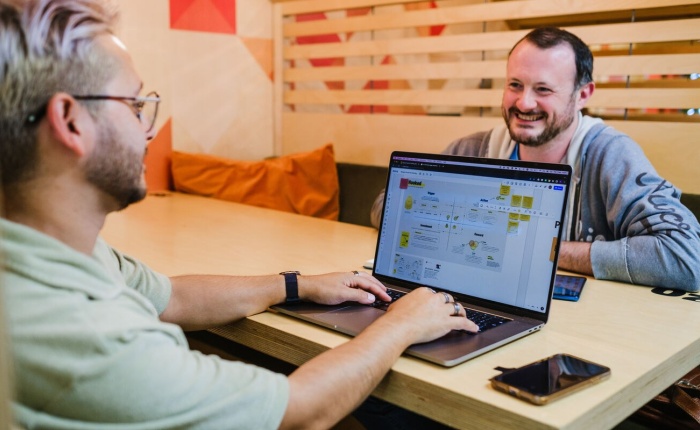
[102,192,700,430]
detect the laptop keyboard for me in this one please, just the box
[465,309,509,332]
[370,289,510,333]
[370,289,406,311]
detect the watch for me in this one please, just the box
[279,271,301,304]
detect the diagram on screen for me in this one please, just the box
[392,253,423,281]
[392,178,542,275]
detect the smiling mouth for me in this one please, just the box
[512,110,545,122]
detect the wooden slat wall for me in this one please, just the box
[273,0,700,193]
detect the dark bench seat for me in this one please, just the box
[336,162,388,227]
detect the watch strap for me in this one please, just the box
[280,271,301,304]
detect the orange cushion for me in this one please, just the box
[171,144,340,220]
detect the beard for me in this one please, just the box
[502,96,577,148]
[84,119,147,210]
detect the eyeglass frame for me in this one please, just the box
[73,91,160,132]
[26,91,161,133]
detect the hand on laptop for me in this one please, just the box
[298,271,392,305]
[383,288,479,344]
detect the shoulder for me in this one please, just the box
[443,130,492,156]
[583,123,648,162]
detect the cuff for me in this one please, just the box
[590,238,632,283]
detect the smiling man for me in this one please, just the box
[372,27,700,292]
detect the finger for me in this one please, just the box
[448,302,479,333]
[348,273,390,301]
[346,287,377,305]
[441,292,453,303]
[462,318,479,333]
[456,317,479,333]
[451,302,462,317]
[346,271,385,289]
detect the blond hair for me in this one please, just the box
[0,0,119,186]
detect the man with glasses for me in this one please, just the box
[0,1,477,429]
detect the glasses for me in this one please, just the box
[73,91,160,132]
[26,91,160,131]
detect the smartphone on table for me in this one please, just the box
[490,353,611,405]
[553,274,587,301]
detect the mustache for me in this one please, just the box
[508,107,547,117]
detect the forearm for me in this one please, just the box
[557,241,593,276]
[280,287,478,429]
[160,274,285,331]
[590,236,700,291]
[281,316,412,430]
[161,272,388,331]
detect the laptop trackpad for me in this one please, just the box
[314,306,384,335]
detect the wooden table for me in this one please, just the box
[102,192,700,430]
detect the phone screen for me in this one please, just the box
[553,274,586,301]
[490,354,610,405]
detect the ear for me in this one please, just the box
[575,81,595,110]
[45,93,92,157]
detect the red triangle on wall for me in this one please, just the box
[170,0,236,35]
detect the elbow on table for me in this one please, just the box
[680,263,700,293]
[626,269,700,293]
[643,235,700,292]
[659,249,700,292]
[597,247,700,292]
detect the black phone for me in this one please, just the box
[490,353,611,405]
[552,274,587,301]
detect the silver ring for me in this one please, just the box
[352,270,360,276]
[442,292,450,303]
[452,302,461,316]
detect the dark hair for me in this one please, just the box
[510,27,593,89]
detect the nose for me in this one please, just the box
[516,88,537,112]
[145,126,156,141]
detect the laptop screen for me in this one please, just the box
[374,152,571,316]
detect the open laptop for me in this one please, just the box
[273,151,572,367]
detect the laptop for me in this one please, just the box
[273,151,572,367]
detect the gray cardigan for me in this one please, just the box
[371,123,700,291]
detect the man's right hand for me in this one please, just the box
[382,287,479,345]
[282,286,478,430]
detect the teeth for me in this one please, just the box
[516,113,542,121]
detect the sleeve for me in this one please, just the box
[17,303,290,430]
[95,238,172,314]
[584,134,700,291]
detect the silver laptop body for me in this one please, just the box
[273,151,572,367]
